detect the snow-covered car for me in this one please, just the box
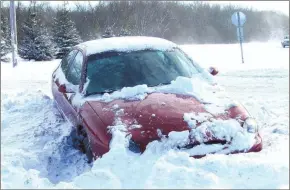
[52,36,262,162]
[281,35,289,48]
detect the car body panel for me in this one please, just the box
[79,102,110,157]
[52,77,79,127]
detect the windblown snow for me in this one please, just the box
[1,42,289,189]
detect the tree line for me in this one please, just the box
[1,1,289,61]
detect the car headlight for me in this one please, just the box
[243,118,258,133]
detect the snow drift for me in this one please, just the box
[1,42,289,189]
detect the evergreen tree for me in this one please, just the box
[1,15,11,62]
[52,5,82,59]
[102,27,115,38]
[118,28,131,37]
[18,12,55,61]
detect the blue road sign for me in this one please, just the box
[231,11,246,27]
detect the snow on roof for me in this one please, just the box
[76,36,178,56]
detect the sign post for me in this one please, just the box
[231,11,246,64]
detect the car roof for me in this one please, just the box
[75,36,178,56]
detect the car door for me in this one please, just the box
[52,49,84,126]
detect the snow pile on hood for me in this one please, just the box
[73,74,233,115]
[157,76,232,114]
[188,118,256,153]
[79,84,152,104]
[148,117,256,157]
[183,112,213,128]
[76,36,177,56]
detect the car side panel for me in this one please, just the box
[52,71,79,127]
[79,102,110,157]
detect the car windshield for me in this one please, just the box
[85,48,200,95]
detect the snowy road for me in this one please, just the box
[1,42,289,188]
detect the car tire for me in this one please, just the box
[73,125,94,163]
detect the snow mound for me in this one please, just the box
[183,112,213,128]
[81,84,152,104]
[1,91,91,188]
[1,42,289,189]
[60,116,288,189]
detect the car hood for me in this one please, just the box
[84,92,250,149]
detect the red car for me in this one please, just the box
[52,36,262,162]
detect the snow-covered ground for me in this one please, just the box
[1,42,289,189]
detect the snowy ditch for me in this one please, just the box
[1,42,289,188]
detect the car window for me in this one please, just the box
[66,51,84,86]
[61,50,78,74]
[85,48,200,95]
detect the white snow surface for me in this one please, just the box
[77,36,177,56]
[1,42,289,189]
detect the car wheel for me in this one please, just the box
[73,125,94,163]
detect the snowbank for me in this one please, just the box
[1,42,289,189]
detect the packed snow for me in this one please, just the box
[1,42,289,189]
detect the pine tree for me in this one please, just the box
[52,5,82,59]
[118,28,131,37]
[102,27,115,38]
[1,15,11,62]
[18,12,55,61]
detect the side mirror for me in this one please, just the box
[208,66,219,76]
[58,84,75,93]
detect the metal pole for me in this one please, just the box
[9,0,17,67]
[237,12,244,64]
[0,2,2,64]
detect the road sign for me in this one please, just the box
[231,11,246,27]
[231,12,246,63]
